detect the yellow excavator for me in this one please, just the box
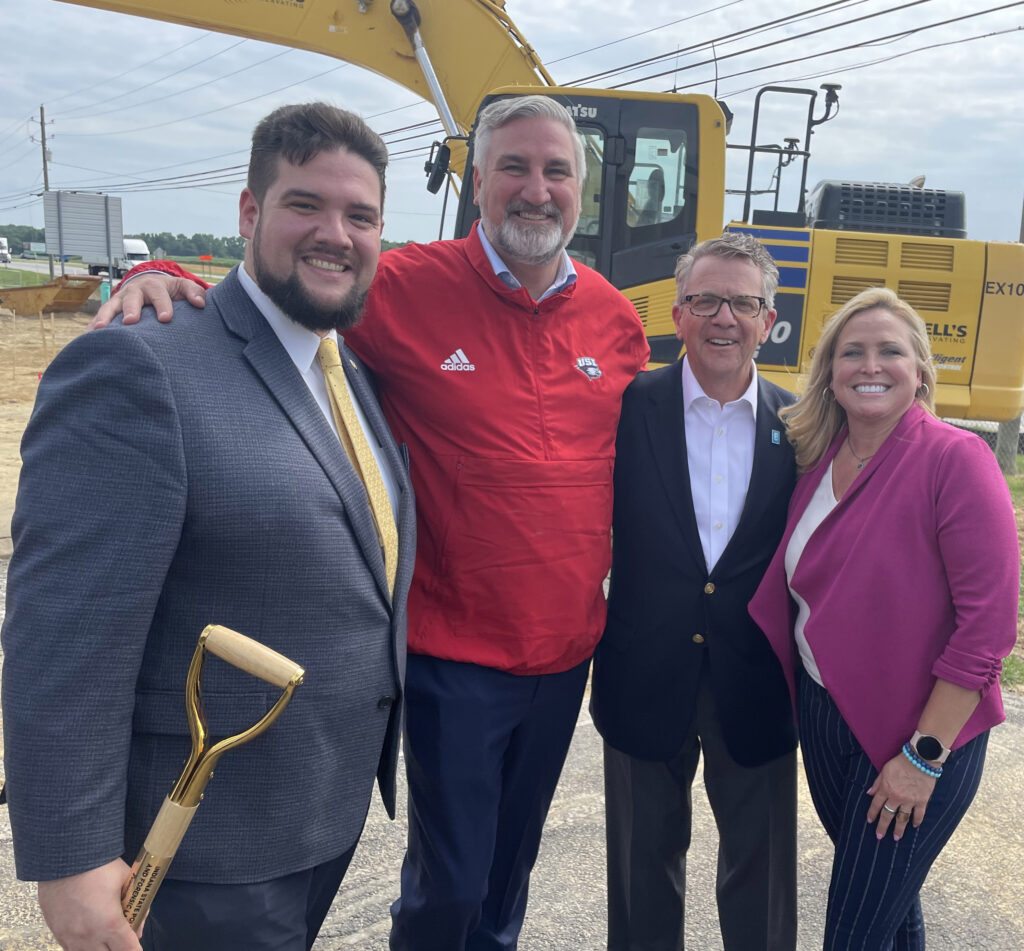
[58,0,1024,421]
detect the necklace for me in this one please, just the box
[846,437,875,470]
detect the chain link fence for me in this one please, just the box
[946,415,1022,475]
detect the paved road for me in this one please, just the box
[0,565,1021,948]
[0,261,88,279]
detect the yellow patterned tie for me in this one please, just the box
[317,338,398,597]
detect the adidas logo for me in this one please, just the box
[440,349,476,372]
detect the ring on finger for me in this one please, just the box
[882,804,898,814]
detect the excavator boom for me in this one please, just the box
[58,0,551,135]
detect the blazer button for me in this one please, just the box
[377,696,395,709]
[692,634,706,644]
[704,582,715,594]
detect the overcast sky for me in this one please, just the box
[1,0,1021,246]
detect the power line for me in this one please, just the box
[55,60,350,137]
[44,30,214,108]
[546,0,754,65]
[720,23,1024,96]
[56,43,292,123]
[574,0,934,86]
[610,0,1022,89]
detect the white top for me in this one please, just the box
[237,264,398,518]
[681,355,758,571]
[784,460,839,685]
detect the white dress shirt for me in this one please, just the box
[237,264,398,517]
[681,355,759,572]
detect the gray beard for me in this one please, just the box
[490,211,576,267]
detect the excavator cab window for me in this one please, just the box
[627,130,687,230]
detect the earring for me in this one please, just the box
[823,386,834,402]
[917,382,930,398]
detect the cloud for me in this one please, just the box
[2,0,1021,243]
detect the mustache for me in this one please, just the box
[299,243,355,262]
[505,201,562,223]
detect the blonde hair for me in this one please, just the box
[780,287,936,471]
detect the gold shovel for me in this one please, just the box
[121,623,305,930]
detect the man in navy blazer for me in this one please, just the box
[0,103,415,950]
[591,233,799,951]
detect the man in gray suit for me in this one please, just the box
[0,103,415,950]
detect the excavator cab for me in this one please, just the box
[454,87,729,363]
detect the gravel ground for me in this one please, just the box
[0,558,1021,949]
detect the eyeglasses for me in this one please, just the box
[682,294,766,319]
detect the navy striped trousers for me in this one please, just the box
[798,673,987,951]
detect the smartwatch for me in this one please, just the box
[910,730,951,764]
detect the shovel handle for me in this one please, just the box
[202,624,304,688]
[122,797,198,929]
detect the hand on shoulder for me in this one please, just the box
[90,271,208,330]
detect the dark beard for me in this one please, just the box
[253,260,368,333]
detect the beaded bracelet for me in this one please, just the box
[902,742,942,778]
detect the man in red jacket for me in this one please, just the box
[95,94,649,950]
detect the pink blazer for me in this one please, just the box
[749,406,1019,769]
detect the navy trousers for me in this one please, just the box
[140,844,356,950]
[799,673,988,951]
[389,653,590,951]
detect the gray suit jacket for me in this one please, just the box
[1,268,415,883]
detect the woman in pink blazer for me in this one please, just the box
[749,287,1018,950]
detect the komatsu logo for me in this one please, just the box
[566,104,598,119]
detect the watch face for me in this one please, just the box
[915,734,943,761]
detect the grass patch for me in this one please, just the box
[0,267,52,288]
[174,256,241,270]
[1005,458,1024,508]
[1005,459,1024,689]
[1002,654,1024,690]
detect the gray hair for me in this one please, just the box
[472,95,587,188]
[674,232,780,307]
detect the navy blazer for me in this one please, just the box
[1,268,416,883]
[591,359,797,768]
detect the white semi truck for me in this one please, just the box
[0,237,10,264]
[83,237,150,278]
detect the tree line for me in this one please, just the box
[0,225,409,259]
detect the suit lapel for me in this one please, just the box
[737,383,789,528]
[643,362,707,573]
[212,271,393,603]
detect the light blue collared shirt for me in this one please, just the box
[476,223,577,302]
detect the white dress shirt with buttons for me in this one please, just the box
[681,354,758,572]
[237,263,399,518]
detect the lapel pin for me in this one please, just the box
[771,429,781,445]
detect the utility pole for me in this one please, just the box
[39,104,54,278]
